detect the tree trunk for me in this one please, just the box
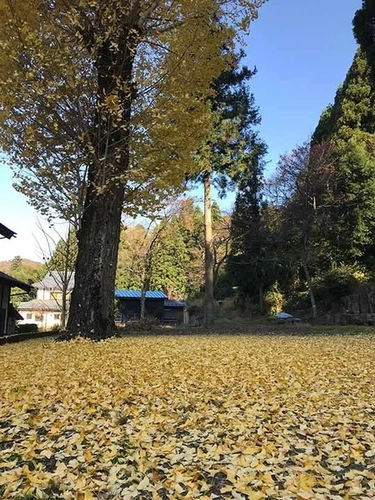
[68,32,136,339]
[302,260,317,319]
[67,184,125,338]
[140,290,146,319]
[203,171,215,327]
[60,240,70,329]
[140,247,154,319]
[61,282,67,330]
[140,274,150,319]
[259,280,264,315]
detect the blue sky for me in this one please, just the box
[245,0,359,169]
[0,0,360,261]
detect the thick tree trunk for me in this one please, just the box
[203,171,215,327]
[68,29,137,339]
[67,184,124,338]
[302,260,317,319]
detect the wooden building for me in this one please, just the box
[0,272,32,336]
[115,290,167,322]
[163,300,186,324]
[0,222,33,336]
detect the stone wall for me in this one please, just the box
[334,312,375,325]
[334,291,375,324]
[341,292,375,314]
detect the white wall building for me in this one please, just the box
[18,271,74,330]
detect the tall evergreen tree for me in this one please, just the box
[353,0,375,72]
[150,221,190,299]
[178,199,205,298]
[229,153,269,311]
[313,49,375,265]
[195,51,266,325]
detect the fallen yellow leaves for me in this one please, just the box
[1,334,375,499]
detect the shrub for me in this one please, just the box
[16,323,38,334]
[315,264,371,303]
[49,324,61,332]
[129,316,160,332]
[186,304,204,326]
[264,283,285,315]
[285,291,311,313]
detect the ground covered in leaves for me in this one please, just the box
[1,334,375,499]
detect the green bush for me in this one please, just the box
[264,283,285,315]
[16,323,38,334]
[285,291,311,312]
[314,264,370,303]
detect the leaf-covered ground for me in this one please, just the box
[1,335,375,499]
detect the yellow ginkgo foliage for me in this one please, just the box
[1,334,375,499]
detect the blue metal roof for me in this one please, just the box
[164,300,186,308]
[115,290,167,299]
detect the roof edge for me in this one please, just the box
[0,271,32,292]
[115,289,168,299]
[0,222,16,240]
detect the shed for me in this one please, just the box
[163,300,186,324]
[0,271,32,336]
[115,290,167,322]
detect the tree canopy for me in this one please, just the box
[0,0,266,224]
[353,0,375,72]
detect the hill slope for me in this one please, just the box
[0,259,43,273]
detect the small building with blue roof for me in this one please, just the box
[115,290,168,322]
[115,290,186,324]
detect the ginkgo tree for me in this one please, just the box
[0,0,266,339]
